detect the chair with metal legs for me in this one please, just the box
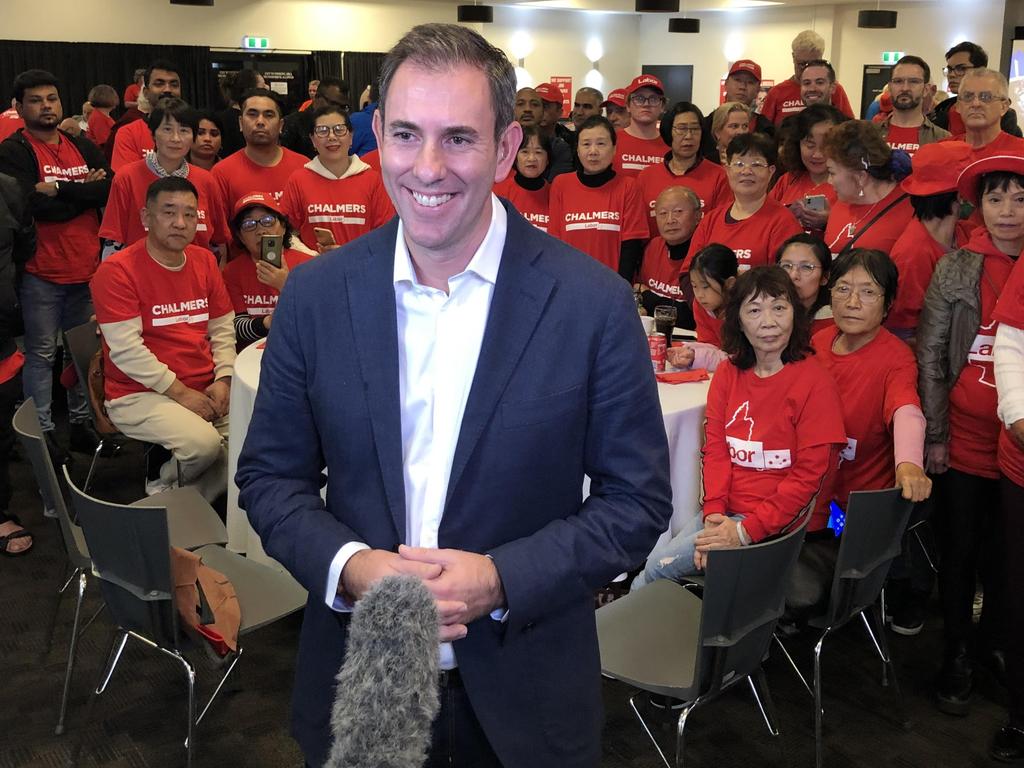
[775,487,915,768]
[65,468,307,767]
[597,518,808,767]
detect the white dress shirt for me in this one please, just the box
[325,195,507,670]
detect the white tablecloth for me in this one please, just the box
[226,342,709,565]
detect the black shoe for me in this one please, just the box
[980,649,1008,687]
[991,725,1024,763]
[44,430,71,467]
[935,651,973,716]
[888,589,927,636]
[69,420,102,455]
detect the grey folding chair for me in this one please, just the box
[597,519,808,768]
[66,470,306,768]
[775,487,914,768]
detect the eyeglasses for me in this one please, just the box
[629,94,664,106]
[943,64,975,76]
[671,125,701,135]
[313,124,350,138]
[728,160,770,171]
[779,262,821,276]
[239,214,279,232]
[890,77,925,87]
[958,91,1007,105]
[831,284,882,305]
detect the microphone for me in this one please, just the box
[325,575,441,768]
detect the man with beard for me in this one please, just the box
[109,60,183,170]
[878,56,949,157]
[211,88,307,234]
[799,60,837,109]
[514,86,572,180]
[615,75,667,177]
[0,69,111,457]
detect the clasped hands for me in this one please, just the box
[692,513,743,571]
[166,378,230,422]
[341,546,506,643]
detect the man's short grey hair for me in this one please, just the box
[792,29,825,55]
[578,86,604,102]
[656,185,701,211]
[960,67,1009,97]
[378,23,516,141]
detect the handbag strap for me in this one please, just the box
[839,192,909,256]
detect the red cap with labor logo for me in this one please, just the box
[956,154,1024,205]
[534,82,563,116]
[626,74,665,96]
[232,191,288,220]
[900,142,973,197]
[601,89,628,109]
[727,59,762,82]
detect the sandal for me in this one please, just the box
[0,515,34,557]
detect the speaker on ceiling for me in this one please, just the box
[457,4,494,22]
[636,0,680,11]
[170,0,215,5]
[857,10,897,28]
[669,18,700,33]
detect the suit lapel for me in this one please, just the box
[445,212,555,507]
[345,224,407,540]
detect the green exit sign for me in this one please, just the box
[881,51,905,65]
[242,36,270,50]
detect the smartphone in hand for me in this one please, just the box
[260,234,283,268]
[313,227,337,250]
[804,194,827,212]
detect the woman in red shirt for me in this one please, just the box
[188,111,223,171]
[770,103,846,234]
[492,125,550,232]
[631,266,846,588]
[823,120,914,256]
[917,155,1024,715]
[776,233,834,335]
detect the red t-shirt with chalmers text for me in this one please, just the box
[548,172,649,272]
[759,79,855,125]
[23,131,101,283]
[811,325,920,529]
[701,357,847,541]
[885,124,923,156]
[493,175,550,232]
[282,165,394,250]
[637,237,685,300]
[636,155,732,236]
[684,198,802,272]
[99,161,229,251]
[222,248,313,316]
[824,186,913,256]
[111,118,155,171]
[212,147,309,228]
[91,240,233,400]
[613,131,666,178]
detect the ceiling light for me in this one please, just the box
[458,4,494,23]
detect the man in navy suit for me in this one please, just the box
[236,22,672,768]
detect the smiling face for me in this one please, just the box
[514,88,542,127]
[577,124,615,175]
[515,134,549,179]
[800,66,835,106]
[240,95,283,147]
[726,150,773,199]
[800,120,833,178]
[981,178,1024,254]
[311,112,352,162]
[830,265,885,336]
[739,290,795,360]
[373,62,519,276]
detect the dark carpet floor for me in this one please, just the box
[0,421,1011,768]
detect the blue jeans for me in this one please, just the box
[631,512,747,591]
[19,273,93,431]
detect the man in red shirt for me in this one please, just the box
[759,30,854,124]
[602,89,630,130]
[952,69,1024,158]
[878,55,950,157]
[930,41,1021,137]
[91,176,236,500]
[0,69,111,457]
[637,185,702,323]
[109,60,183,170]
[614,75,667,177]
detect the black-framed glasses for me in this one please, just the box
[943,64,976,76]
[239,214,278,232]
[313,124,350,138]
[629,94,664,106]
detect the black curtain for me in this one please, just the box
[310,50,343,84]
[0,40,213,114]
[342,52,386,104]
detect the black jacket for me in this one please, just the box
[280,107,317,159]
[929,98,1022,137]
[0,172,35,360]
[0,128,112,224]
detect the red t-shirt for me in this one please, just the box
[493,175,550,232]
[91,239,233,400]
[123,83,141,106]
[886,218,974,333]
[811,326,920,529]
[992,255,1024,487]
[769,172,837,207]
[0,108,24,141]
[759,79,855,125]
[701,357,847,541]
[23,131,101,283]
[85,110,114,148]
[824,186,913,256]
[360,148,380,170]
[548,172,649,272]
[222,248,313,316]
[884,124,924,156]
[212,147,309,227]
[637,237,685,300]
[693,303,722,346]
[636,155,732,236]
[949,130,1024,159]
[613,131,666,178]
[282,164,394,250]
[685,198,802,272]
[946,230,1015,479]
[111,118,154,172]
[99,161,228,251]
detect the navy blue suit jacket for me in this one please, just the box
[236,201,672,767]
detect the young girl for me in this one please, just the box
[666,243,735,371]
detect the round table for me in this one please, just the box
[227,342,710,566]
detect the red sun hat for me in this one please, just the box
[900,142,974,197]
[626,74,665,96]
[728,60,762,82]
[956,154,1024,205]
[232,191,288,220]
[601,89,628,109]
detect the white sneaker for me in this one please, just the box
[145,477,174,496]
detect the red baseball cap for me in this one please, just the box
[727,60,762,82]
[626,74,665,97]
[534,83,562,117]
[601,89,628,109]
[232,191,288,220]
[900,142,974,197]
[956,154,1024,205]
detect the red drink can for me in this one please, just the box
[648,332,666,372]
